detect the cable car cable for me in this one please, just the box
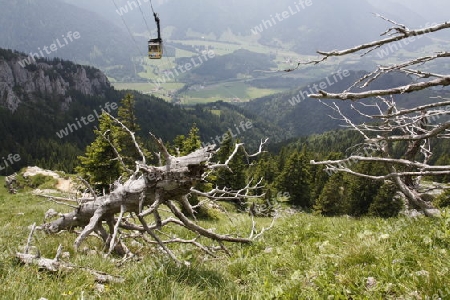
[149,0,156,14]
[111,0,145,58]
[138,4,152,34]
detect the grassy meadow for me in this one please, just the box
[1,178,450,299]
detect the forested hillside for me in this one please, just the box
[0,48,283,174]
[242,71,450,136]
[2,47,449,177]
[247,129,450,218]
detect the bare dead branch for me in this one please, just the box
[309,76,450,100]
[316,21,450,58]
[191,178,264,201]
[149,131,171,169]
[311,156,450,171]
[371,98,450,119]
[137,215,184,266]
[77,176,97,201]
[108,205,126,255]
[102,130,133,175]
[166,200,252,243]
[24,223,36,254]
[105,112,146,165]
[209,139,268,170]
[249,216,277,240]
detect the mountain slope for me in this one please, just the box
[241,70,449,137]
[0,49,284,174]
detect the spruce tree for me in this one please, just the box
[249,152,279,197]
[345,162,384,217]
[275,150,312,209]
[76,94,148,192]
[180,124,202,156]
[214,131,247,190]
[310,152,342,203]
[169,124,201,156]
[76,113,122,192]
[368,181,403,218]
[116,94,149,168]
[314,172,347,216]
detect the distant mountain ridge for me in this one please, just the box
[0,49,110,113]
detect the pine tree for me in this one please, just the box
[314,172,347,216]
[76,113,122,192]
[310,152,342,203]
[170,135,185,156]
[275,150,312,209]
[169,124,202,156]
[181,124,202,156]
[368,181,403,218]
[345,162,384,217]
[253,153,279,184]
[116,94,149,168]
[118,94,139,132]
[76,94,149,192]
[249,152,279,197]
[214,131,247,190]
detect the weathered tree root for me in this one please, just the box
[38,129,271,263]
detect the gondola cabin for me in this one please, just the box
[148,38,163,59]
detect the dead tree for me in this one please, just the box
[37,114,270,264]
[303,17,450,216]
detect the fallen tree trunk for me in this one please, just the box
[39,129,270,263]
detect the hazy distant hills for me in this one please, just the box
[368,0,450,24]
[0,0,141,79]
[3,0,446,82]
[241,70,449,137]
[60,0,447,55]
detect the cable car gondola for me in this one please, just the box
[148,12,163,59]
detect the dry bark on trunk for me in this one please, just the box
[39,134,269,262]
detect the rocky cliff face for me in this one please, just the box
[0,50,110,112]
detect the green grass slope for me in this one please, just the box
[1,182,450,299]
